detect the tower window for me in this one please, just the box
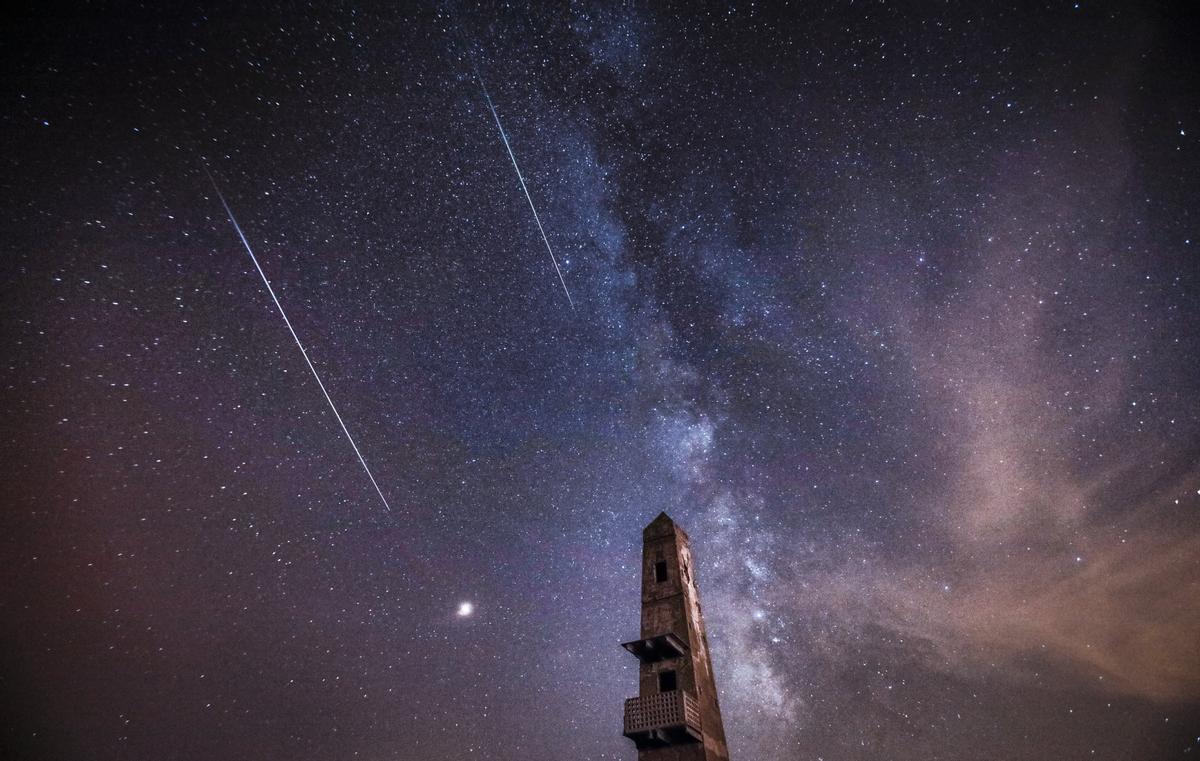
[654,561,668,583]
[658,669,677,692]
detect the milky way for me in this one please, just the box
[2,4,1198,760]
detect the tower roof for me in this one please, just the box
[646,511,674,530]
[644,511,689,541]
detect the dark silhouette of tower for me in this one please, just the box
[621,513,730,760]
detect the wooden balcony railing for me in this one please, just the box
[623,690,702,745]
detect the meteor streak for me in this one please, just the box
[203,166,392,512]
[477,78,575,309]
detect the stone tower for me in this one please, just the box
[621,513,730,760]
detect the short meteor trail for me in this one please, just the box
[476,77,575,309]
[203,166,392,512]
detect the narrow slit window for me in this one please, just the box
[654,561,668,583]
[658,669,677,692]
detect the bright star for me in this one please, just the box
[456,601,474,617]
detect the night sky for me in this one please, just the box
[3,3,1200,759]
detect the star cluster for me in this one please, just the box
[2,3,1198,760]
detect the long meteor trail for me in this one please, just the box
[203,166,392,512]
[478,80,575,309]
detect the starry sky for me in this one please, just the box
[3,3,1199,759]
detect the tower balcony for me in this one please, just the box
[623,690,703,746]
[621,632,689,663]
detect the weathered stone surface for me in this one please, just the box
[623,512,730,761]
